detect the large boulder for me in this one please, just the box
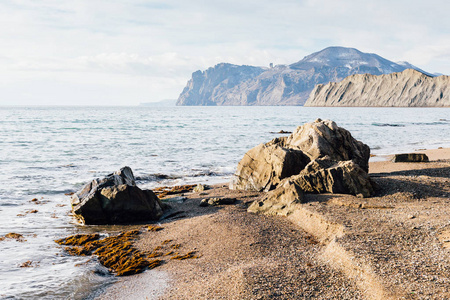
[286,119,370,172]
[230,119,371,193]
[71,167,164,225]
[229,142,310,191]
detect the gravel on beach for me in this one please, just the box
[100,148,450,299]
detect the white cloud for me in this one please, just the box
[1,0,450,105]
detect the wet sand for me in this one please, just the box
[100,148,450,299]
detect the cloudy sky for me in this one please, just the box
[1,0,449,106]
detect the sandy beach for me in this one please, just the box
[99,148,450,300]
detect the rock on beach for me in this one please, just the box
[230,119,374,208]
[71,167,164,225]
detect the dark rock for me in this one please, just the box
[71,167,164,225]
[392,153,429,163]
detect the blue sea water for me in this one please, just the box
[0,106,449,299]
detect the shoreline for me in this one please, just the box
[99,147,450,299]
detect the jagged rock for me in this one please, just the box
[286,119,370,172]
[248,181,305,216]
[392,153,429,163]
[230,119,370,193]
[287,160,374,197]
[71,167,164,225]
[229,143,310,192]
[305,69,449,107]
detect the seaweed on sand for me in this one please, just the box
[55,230,159,276]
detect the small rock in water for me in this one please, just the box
[278,130,292,134]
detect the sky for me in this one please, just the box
[1,0,450,106]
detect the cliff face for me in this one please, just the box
[176,63,265,106]
[304,69,450,107]
[176,47,427,106]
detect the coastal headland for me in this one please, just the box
[98,148,450,299]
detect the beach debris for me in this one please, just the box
[171,251,198,260]
[30,198,42,204]
[0,233,26,242]
[55,227,200,276]
[19,260,39,268]
[70,166,164,225]
[193,184,209,193]
[392,153,429,163]
[230,120,374,203]
[55,230,159,276]
[56,233,101,246]
[147,225,163,232]
[199,197,236,207]
[153,184,196,198]
[17,209,39,217]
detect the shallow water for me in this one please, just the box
[0,106,449,299]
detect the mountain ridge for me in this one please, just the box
[176,46,431,106]
[304,69,450,107]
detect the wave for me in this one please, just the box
[135,173,181,182]
[371,123,405,127]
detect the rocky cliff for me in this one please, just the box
[176,47,428,106]
[304,69,450,107]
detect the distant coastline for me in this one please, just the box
[139,99,177,107]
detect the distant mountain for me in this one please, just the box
[304,69,450,107]
[176,47,431,106]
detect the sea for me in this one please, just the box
[0,106,449,299]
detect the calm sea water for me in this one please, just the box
[0,106,449,299]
